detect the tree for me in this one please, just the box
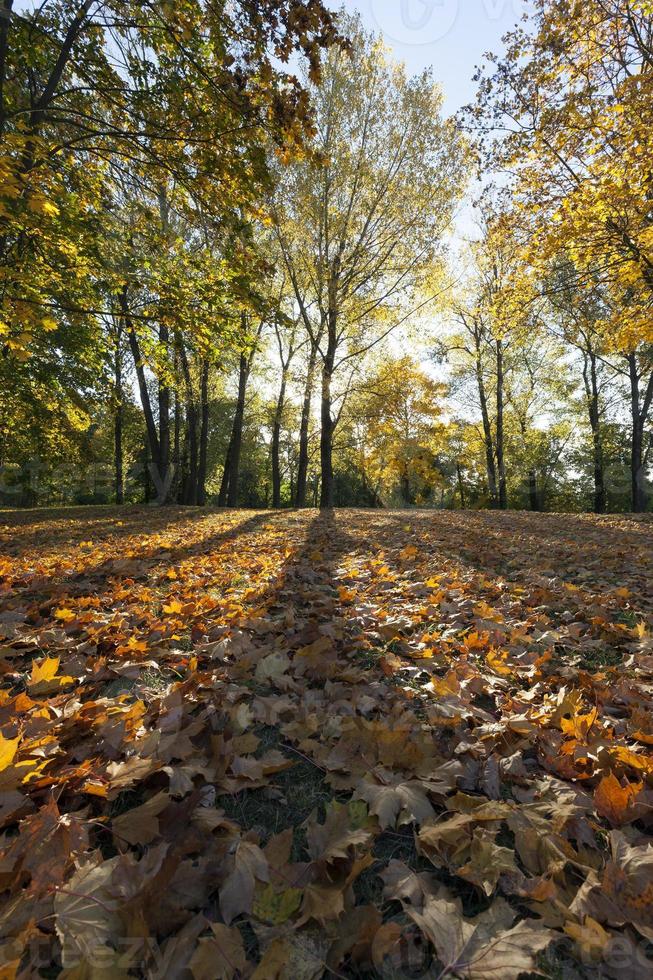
[273,14,467,507]
[469,0,653,509]
[350,356,447,506]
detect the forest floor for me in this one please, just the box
[0,506,652,978]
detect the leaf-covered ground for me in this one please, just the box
[1,507,652,979]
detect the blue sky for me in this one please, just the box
[327,0,531,113]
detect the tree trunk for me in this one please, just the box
[114,325,124,505]
[271,371,287,509]
[178,343,198,505]
[218,442,231,506]
[456,463,466,509]
[226,352,248,508]
[528,470,539,511]
[319,361,335,509]
[319,299,337,510]
[197,359,209,506]
[158,322,170,501]
[476,354,498,506]
[583,350,606,513]
[122,286,173,503]
[172,385,181,503]
[628,354,651,513]
[143,441,152,504]
[401,467,411,506]
[218,316,260,508]
[496,338,507,510]
[295,342,317,507]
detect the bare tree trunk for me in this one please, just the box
[226,352,248,508]
[528,470,539,511]
[476,354,498,506]
[178,343,198,505]
[121,286,172,503]
[582,349,606,513]
[271,371,288,508]
[456,463,466,509]
[197,359,209,506]
[496,338,507,510]
[628,354,653,513]
[401,467,411,506]
[114,324,124,505]
[158,322,171,500]
[172,383,181,503]
[218,316,261,508]
[296,342,317,507]
[320,298,337,510]
[319,359,335,508]
[217,442,231,507]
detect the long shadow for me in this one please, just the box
[0,505,209,556]
[380,509,653,606]
[0,509,289,608]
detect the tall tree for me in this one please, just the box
[274,15,467,507]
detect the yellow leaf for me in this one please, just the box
[162,600,183,615]
[30,656,60,685]
[0,733,20,772]
[400,545,418,559]
[54,607,76,622]
[487,649,512,677]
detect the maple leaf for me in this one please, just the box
[189,923,247,980]
[54,607,76,622]
[306,801,374,864]
[29,655,60,685]
[594,773,644,826]
[0,732,20,771]
[112,790,170,845]
[353,770,436,828]
[54,853,121,968]
[253,882,302,925]
[220,839,269,924]
[162,600,183,615]
[408,888,555,979]
[457,828,518,896]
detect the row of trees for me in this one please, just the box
[459,0,653,512]
[1,1,651,512]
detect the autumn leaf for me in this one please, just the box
[0,733,20,771]
[54,607,76,623]
[353,771,436,829]
[408,889,555,979]
[189,923,247,980]
[594,773,643,826]
[253,883,302,925]
[29,656,60,685]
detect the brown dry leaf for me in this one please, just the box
[305,801,374,864]
[189,923,247,980]
[112,790,170,845]
[457,828,517,896]
[220,839,269,924]
[408,889,555,979]
[54,853,121,968]
[353,771,435,828]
